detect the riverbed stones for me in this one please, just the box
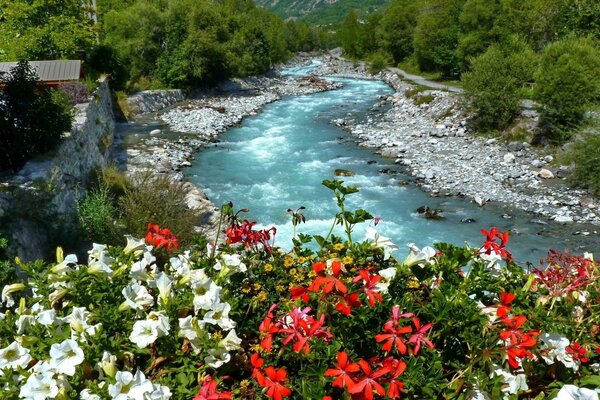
[504,153,516,163]
[539,169,554,179]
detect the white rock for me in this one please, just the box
[539,169,554,179]
[503,153,516,163]
[474,196,487,207]
[554,215,573,223]
[150,129,161,135]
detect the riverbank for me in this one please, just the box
[308,54,599,226]
[120,53,599,232]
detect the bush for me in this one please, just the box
[77,186,123,245]
[534,37,600,143]
[561,132,600,194]
[463,41,536,131]
[119,172,200,246]
[368,51,390,74]
[0,62,73,172]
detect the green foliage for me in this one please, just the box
[119,172,200,247]
[368,51,391,74]
[534,37,600,143]
[0,235,16,289]
[377,0,419,63]
[463,40,537,131]
[0,0,96,61]
[561,133,600,195]
[0,62,73,172]
[77,186,123,245]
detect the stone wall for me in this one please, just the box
[125,89,185,117]
[4,77,116,261]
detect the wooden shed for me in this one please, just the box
[0,60,82,86]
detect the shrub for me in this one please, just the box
[463,42,536,131]
[369,51,390,74]
[0,62,73,172]
[77,186,123,245]
[561,132,600,194]
[0,234,16,289]
[535,37,600,143]
[119,171,200,246]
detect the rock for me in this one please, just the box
[554,215,573,223]
[556,167,569,178]
[460,218,476,223]
[503,153,516,163]
[150,129,161,135]
[544,155,554,163]
[334,169,355,177]
[425,170,436,179]
[474,196,487,207]
[539,169,554,179]
[530,219,548,225]
[507,141,524,152]
[531,159,545,168]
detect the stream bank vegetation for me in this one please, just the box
[1,181,599,399]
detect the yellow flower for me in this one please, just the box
[249,344,261,353]
[212,331,223,340]
[297,256,307,264]
[289,268,297,276]
[275,285,285,292]
[240,380,250,389]
[407,277,420,289]
[253,283,262,291]
[263,263,274,272]
[330,252,338,258]
[255,291,268,302]
[241,282,251,294]
[283,256,294,267]
[342,256,354,265]
[333,243,345,251]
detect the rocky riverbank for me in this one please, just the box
[311,54,599,226]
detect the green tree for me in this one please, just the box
[337,11,366,58]
[377,0,419,63]
[0,62,73,171]
[463,39,536,131]
[534,37,600,143]
[0,0,96,61]
[413,0,465,77]
[457,0,502,70]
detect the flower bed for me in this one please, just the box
[1,182,599,400]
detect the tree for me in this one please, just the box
[337,11,366,58]
[0,62,73,171]
[377,0,419,63]
[457,0,503,70]
[0,0,96,61]
[463,40,536,131]
[413,0,465,77]
[534,37,600,143]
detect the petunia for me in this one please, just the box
[49,339,84,376]
[130,320,159,348]
[121,283,154,310]
[0,341,32,372]
[204,348,231,369]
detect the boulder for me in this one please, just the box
[334,169,354,177]
[503,153,516,163]
[539,169,554,179]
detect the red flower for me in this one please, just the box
[324,351,360,389]
[290,286,310,302]
[348,360,389,400]
[408,317,434,355]
[480,227,512,261]
[375,325,412,354]
[566,342,589,363]
[353,269,383,307]
[259,304,280,353]
[193,376,232,400]
[382,357,407,399]
[225,220,276,252]
[497,292,515,318]
[499,315,528,343]
[336,293,362,316]
[145,223,180,252]
[261,366,292,400]
[504,331,538,369]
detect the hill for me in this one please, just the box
[254,0,390,24]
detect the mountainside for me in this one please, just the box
[254,0,391,24]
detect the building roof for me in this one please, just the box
[0,60,82,82]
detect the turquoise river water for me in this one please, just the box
[184,61,596,263]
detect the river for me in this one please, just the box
[182,61,596,263]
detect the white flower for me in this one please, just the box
[124,235,148,257]
[37,309,57,326]
[121,284,154,310]
[220,329,242,351]
[203,302,236,330]
[467,388,491,400]
[375,267,397,293]
[108,370,154,399]
[49,339,84,376]
[50,254,78,274]
[179,316,200,341]
[62,307,101,340]
[539,333,578,370]
[193,278,221,312]
[169,252,192,278]
[404,243,436,267]
[130,320,159,348]
[150,272,172,306]
[147,311,170,337]
[99,351,117,378]
[479,249,503,276]
[144,384,172,400]
[130,251,157,282]
[0,341,32,372]
[555,385,599,400]
[491,365,528,397]
[19,369,59,400]
[2,283,26,307]
[365,227,398,260]
[214,254,247,274]
[80,389,101,400]
[88,243,114,275]
[16,315,36,334]
[204,348,231,369]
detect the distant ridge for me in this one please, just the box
[254,0,391,24]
